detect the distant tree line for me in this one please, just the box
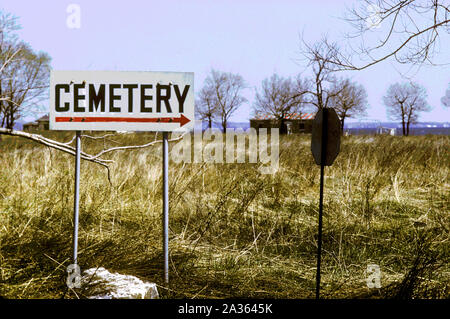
[196,67,438,136]
[196,68,371,134]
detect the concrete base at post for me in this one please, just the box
[82,267,159,299]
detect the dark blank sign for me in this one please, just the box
[311,108,341,166]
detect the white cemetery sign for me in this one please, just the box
[50,71,194,131]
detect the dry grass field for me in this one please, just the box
[0,132,448,299]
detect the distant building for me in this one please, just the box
[376,126,396,136]
[250,113,316,134]
[23,115,49,132]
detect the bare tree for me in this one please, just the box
[299,39,346,114]
[0,12,51,129]
[441,83,450,107]
[383,82,430,136]
[196,83,218,129]
[312,1,450,71]
[1,45,50,128]
[330,78,369,132]
[253,73,308,133]
[201,69,247,132]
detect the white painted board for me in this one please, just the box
[50,71,194,131]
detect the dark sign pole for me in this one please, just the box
[316,108,328,299]
[311,107,340,299]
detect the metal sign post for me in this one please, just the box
[311,107,341,299]
[73,131,81,265]
[162,132,169,284]
[316,108,328,300]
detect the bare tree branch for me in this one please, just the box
[0,129,187,185]
[0,128,111,166]
[332,0,450,70]
[88,132,187,160]
[298,37,348,112]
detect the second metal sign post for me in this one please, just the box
[311,107,341,299]
[162,131,169,284]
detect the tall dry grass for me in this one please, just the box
[0,132,448,298]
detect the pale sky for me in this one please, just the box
[2,0,449,122]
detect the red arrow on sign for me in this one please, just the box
[55,114,191,127]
